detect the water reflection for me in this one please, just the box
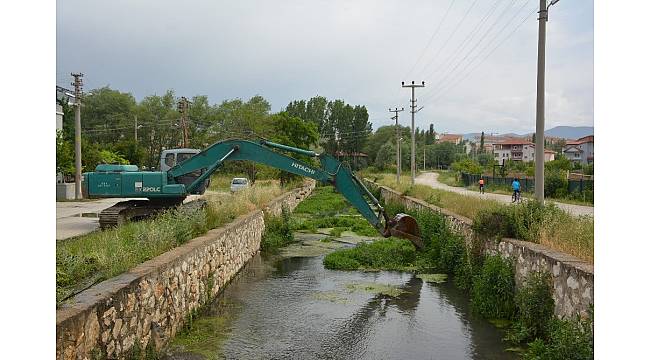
[166,253,517,360]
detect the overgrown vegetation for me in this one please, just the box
[323,239,417,270]
[367,174,593,263]
[260,205,294,253]
[506,271,555,344]
[291,185,379,237]
[471,255,516,319]
[472,201,594,263]
[56,183,287,305]
[322,188,593,358]
[525,310,594,360]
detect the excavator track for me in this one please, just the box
[99,198,206,229]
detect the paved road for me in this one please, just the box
[56,195,203,240]
[414,172,594,217]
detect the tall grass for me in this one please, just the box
[367,173,594,263]
[369,173,502,219]
[57,183,289,305]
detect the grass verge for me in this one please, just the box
[365,173,593,263]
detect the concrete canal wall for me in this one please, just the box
[56,181,315,359]
[368,180,593,319]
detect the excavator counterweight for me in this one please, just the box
[83,139,423,249]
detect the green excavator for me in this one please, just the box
[82,139,423,249]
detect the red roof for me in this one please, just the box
[439,134,463,142]
[497,138,534,145]
[566,135,593,145]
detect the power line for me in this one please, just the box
[423,6,538,107]
[402,0,457,81]
[414,0,480,80]
[420,0,523,100]
[422,0,505,90]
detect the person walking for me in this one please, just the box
[478,177,485,194]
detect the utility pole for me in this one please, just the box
[177,97,190,147]
[134,115,138,143]
[402,81,425,185]
[389,107,404,183]
[535,0,560,204]
[71,73,84,199]
[423,146,426,171]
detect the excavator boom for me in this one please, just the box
[83,139,423,248]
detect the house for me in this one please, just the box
[438,133,463,145]
[562,135,594,164]
[543,149,556,162]
[493,138,535,164]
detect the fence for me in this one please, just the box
[460,172,594,195]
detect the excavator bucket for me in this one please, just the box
[387,213,424,250]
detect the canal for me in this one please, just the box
[165,233,518,360]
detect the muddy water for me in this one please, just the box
[166,235,518,360]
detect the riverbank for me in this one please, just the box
[55,181,315,359]
[366,173,593,263]
[164,185,519,359]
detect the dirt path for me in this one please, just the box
[415,172,594,217]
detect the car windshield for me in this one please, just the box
[232,179,247,185]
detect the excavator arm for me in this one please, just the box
[168,139,423,248]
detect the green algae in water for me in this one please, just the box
[310,291,350,304]
[416,273,448,284]
[168,299,242,359]
[344,282,407,297]
[279,239,344,257]
[488,318,512,329]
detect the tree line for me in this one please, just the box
[56,88,374,176]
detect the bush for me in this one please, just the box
[545,170,568,198]
[507,271,555,343]
[323,251,362,270]
[323,239,417,270]
[472,205,514,239]
[261,205,293,252]
[471,255,516,319]
[524,310,594,360]
[451,158,482,175]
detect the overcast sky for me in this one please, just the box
[57,0,593,135]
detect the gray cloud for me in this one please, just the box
[57,0,593,135]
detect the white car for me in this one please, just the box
[230,178,250,192]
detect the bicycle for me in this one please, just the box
[511,190,521,203]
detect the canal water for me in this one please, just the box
[165,235,518,360]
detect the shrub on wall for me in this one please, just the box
[506,271,555,343]
[524,309,594,360]
[261,205,294,252]
[471,255,516,319]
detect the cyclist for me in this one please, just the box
[478,177,485,194]
[511,178,521,203]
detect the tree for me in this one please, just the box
[269,112,319,185]
[480,131,485,153]
[451,158,482,174]
[374,142,396,170]
[364,125,403,166]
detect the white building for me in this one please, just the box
[493,139,535,165]
[562,135,594,164]
[56,103,64,131]
[492,138,557,165]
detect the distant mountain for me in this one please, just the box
[543,126,593,139]
[462,126,593,141]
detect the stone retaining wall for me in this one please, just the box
[366,180,593,319]
[56,181,315,359]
